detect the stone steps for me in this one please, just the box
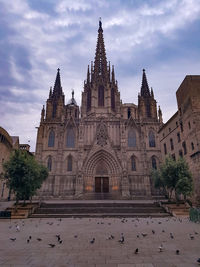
[30,212,170,218]
[30,201,170,218]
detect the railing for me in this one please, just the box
[189,207,200,223]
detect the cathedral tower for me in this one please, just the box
[138,69,158,121]
[81,19,121,118]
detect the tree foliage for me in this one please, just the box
[151,156,193,201]
[3,150,48,204]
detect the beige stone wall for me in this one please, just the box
[159,76,200,203]
[0,127,13,200]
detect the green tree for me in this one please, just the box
[151,156,193,201]
[3,150,48,205]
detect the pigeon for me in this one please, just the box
[56,235,60,241]
[194,231,199,235]
[158,244,164,252]
[10,238,16,241]
[197,258,200,264]
[152,230,155,234]
[74,235,78,238]
[27,239,30,243]
[37,238,42,241]
[170,233,174,239]
[176,250,180,255]
[118,235,124,244]
[135,248,139,254]
[90,238,95,244]
[107,235,115,240]
[137,235,140,238]
[29,236,32,240]
[190,235,194,240]
[48,244,55,248]
[162,230,165,233]
[59,240,62,244]
[142,233,147,237]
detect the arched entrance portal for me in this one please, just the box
[83,149,121,199]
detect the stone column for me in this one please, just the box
[121,171,130,199]
[75,172,84,199]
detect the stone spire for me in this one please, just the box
[151,87,154,98]
[87,65,90,83]
[52,68,63,97]
[93,18,108,82]
[158,105,163,123]
[141,69,150,97]
[40,105,45,122]
[49,86,52,98]
[112,65,115,83]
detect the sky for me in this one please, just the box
[1,0,200,152]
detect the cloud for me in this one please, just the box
[0,0,200,151]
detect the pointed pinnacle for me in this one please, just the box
[141,69,150,97]
[87,65,90,83]
[112,65,115,83]
[53,68,62,97]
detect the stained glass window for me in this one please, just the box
[131,156,136,171]
[149,131,156,147]
[128,130,136,147]
[48,130,55,147]
[66,128,75,148]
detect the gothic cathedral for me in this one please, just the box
[35,20,163,199]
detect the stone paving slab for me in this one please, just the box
[0,216,200,266]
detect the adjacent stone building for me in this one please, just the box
[0,127,20,200]
[159,76,200,204]
[35,21,163,199]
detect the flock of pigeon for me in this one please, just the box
[7,217,200,264]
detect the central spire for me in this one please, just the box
[93,18,108,82]
[52,68,63,97]
[141,69,151,97]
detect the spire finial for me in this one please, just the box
[99,17,102,28]
[72,89,74,98]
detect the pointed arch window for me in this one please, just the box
[48,130,55,147]
[66,128,75,148]
[67,155,72,171]
[128,129,136,147]
[52,103,57,118]
[98,85,104,107]
[128,107,131,119]
[149,131,156,147]
[87,88,91,111]
[131,156,136,171]
[47,156,52,171]
[111,88,115,110]
[152,156,157,169]
[146,102,151,118]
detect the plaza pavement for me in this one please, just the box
[0,211,200,267]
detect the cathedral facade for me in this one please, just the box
[35,21,163,199]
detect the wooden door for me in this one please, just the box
[103,177,109,193]
[95,177,101,193]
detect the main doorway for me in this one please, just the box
[95,177,109,193]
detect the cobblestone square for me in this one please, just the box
[0,215,200,266]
